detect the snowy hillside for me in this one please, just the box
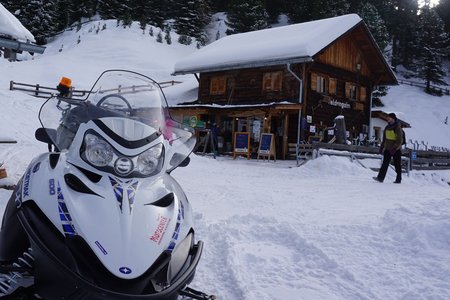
[0,20,199,106]
[0,19,450,300]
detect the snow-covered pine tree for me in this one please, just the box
[286,0,315,23]
[357,2,389,52]
[69,0,96,24]
[371,86,388,107]
[1,0,27,16]
[146,0,166,29]
[436,0,450,59]
[173,0,211,45]
[131,0,151,31]
[52,0,72,32]
[207,0,228,12]
[358,2,391,106]
[173,0,195,45]
[116,0,133,27]
[265,0,285,24]
[164,25,172,45]
[156,30,163,43]
[18,0,57,44]
[178,35,192,45]
[225,0,268,35]
[382,0,419,68]
[414,4,449,94]
[287,0,348,23]
[97,0,122,20]
[312,0,350,19]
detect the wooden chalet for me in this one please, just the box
[172,14,397,159]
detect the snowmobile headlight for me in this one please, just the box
[137,143,164,176]
[83,133,114,167]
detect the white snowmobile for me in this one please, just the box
[0,70,213,299]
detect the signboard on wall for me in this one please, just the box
[183,115,205,128]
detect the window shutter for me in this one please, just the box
[360,86,367,102]
[329,78,336,95]
[263,72,283,91]
[210,76,226,95]
[263,73,272,91]
[345,82,350,98]
[273,72,282,91]
[210,78,218,94]
[311,73,317,91]
[218,77,226,93]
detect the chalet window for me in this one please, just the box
[262,71,283,92]
[210,76,227,95]
[345,82,359,100]
[311,72,328,94]
[317,75,327,94]
[350,85,358,100]
[329,78,337,95]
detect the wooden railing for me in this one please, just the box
[9,80,182,99]
[290,142,450,170]
[407,148,450,170]
[398,79,449,95]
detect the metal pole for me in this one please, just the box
[368,85,374,141]
[287,63,304,167]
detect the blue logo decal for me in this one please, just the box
[32,162,41,173]
[167,200,185,252]
[109,176,139,213]
[57,182,77,237]
[49,179,56,195]
[23,168,31,197]
[15,182,23,208]
[119,267,132,274]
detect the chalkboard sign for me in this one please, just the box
[233,132,250,159]
[258,134,272,154]
[257,133,276,161]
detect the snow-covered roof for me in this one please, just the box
[173,14,362,75]
[0,4,35,42]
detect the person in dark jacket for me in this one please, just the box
[373,113,403,183]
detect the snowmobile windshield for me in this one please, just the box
[38,70,195,171]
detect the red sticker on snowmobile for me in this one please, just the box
[150,215,171,244]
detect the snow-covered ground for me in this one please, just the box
[0,18,450,300]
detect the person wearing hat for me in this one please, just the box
[373,113,403,183]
